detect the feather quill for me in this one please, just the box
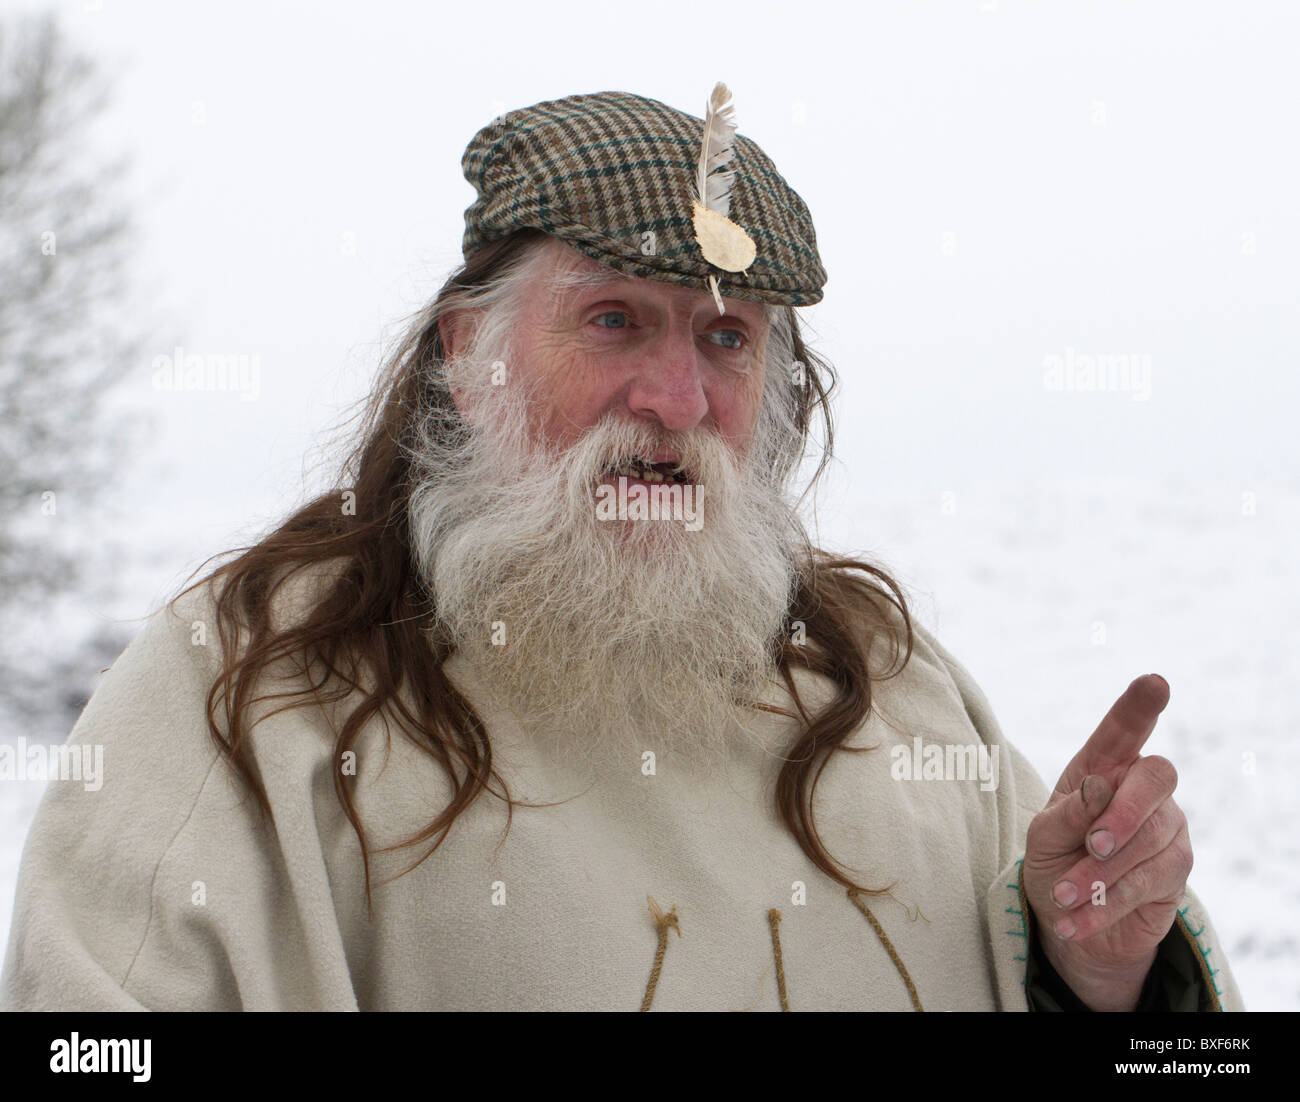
[694,83,740,218]
[691,82,757,314]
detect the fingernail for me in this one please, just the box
[1089,829,1115,858]
[1080,775,1091,803]
[1055,918,1077,939]
[1052,881,1078,907]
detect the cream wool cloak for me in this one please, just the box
[1,571,1244,1012]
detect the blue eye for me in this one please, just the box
[594,311,629,329]
[710,329,744,350]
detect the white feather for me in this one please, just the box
[695,82,739,217]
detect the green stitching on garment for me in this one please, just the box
[1176,906,1224,998]
[1007,856,1031,988]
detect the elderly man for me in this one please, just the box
[1,86,1242,1012]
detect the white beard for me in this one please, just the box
[406,343,803,767]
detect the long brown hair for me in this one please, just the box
[176,228,915,908]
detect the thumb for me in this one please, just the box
[1026,773,1115,867]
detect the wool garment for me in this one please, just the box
[0,567,1244,1012]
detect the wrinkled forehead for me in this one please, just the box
[542,240,771,326]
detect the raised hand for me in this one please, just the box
[1021,674,1193,1011]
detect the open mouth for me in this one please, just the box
[601,456,691,484]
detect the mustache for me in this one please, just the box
[556,414,743,488]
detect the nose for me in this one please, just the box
[623,323,710,433]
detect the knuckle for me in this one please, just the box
[1105,803,1141,842]
[1026,807,1060,849]
[1132,906,1175,942]
[1177,838,1195,880]
[1146,799,1182,843]
[1144,754,1179,793]
[1119,865,1150,907]
[1164,798,1187,833]
[1128,813,1157,852]
[1025,814,1048,854]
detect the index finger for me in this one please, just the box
[1053,673,1170,799]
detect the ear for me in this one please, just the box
[438,310,470,415]
[437,310,462,360]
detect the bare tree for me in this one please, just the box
[0,13,144,735]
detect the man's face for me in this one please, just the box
[464,242,771,468]
[414,239,798,758]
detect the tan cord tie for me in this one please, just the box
[767,909,790,1011]
[640,895,681,1012]
[848,889,924,1012]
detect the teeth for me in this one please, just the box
[603,458,690,484]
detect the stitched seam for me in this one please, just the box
[1176,905,1224,1010]
[119,749,225,990]
[1008,857,1029,987]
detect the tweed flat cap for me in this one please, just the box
[459,88,827,307]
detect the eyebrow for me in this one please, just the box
[548,265,769,324]
[549,265,639,298]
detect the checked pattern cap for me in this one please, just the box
[459,89,827,307]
